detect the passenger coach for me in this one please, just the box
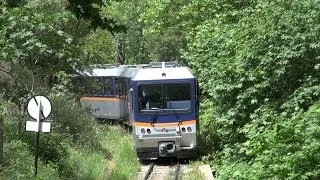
[130,62,199,160]
[76,64,128,120]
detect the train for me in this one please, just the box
[75,61,199,160]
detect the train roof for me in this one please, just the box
[132,66,195,81]
[122,67,139,78]
[83,66,125,77]
[80,62,194,80]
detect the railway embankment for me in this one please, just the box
[0,93,140,179]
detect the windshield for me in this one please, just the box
[138,83,191,113]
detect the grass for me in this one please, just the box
[61,145,107,180]
[1,121,140,180]
[180,161,206,180]
[0,140,61,180]
[102,125,140,180]
[183,168,205,180]
[1,95,140,179]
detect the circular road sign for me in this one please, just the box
[27,96,52,120]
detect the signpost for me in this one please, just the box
[26,96,52,176]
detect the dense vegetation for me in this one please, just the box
[1,0,320,179]
[0,0,138,179]
[184,1,320,179]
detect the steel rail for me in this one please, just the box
[173,161,180,180]
[143,162,155,180]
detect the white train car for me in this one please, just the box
[129,62,199,160]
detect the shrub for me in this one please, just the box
[214,103,320,179]
[60,145,107,180]
[185,0,320,178]
[48,92,103,150]
[0,140,60,180]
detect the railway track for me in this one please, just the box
[139,160,182,180]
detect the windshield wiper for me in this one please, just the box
[167,101,181,124]
[150,109,161,125]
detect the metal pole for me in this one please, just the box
[34,97,42,177]
[34,131,40,176]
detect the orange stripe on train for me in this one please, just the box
[81,97,120,102]
[134,120,196,127]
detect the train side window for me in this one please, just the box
[122,78,127,96]
[103,77,114,96]
[93,77,104,95]
[114,77,121,96]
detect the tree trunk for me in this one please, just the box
[117,38,125,65]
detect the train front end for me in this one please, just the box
[131,65,199,160]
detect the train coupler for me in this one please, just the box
[158,142,176,156]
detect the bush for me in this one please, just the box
[0,140,60,180]
[213,103,320,179]
[48,92,103,150]
[60,145,107,180]
[185,0,320,178]
[186,0,320,145]
[1,91,110,179]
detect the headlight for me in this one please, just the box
[147,128,151,134]
[141,128,146,134]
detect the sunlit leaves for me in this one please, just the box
[66,0,126,34]
[185,0,320,178]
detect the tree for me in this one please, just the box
[185,0,320,178]
[141,0,189,62]
[66,0,126,34]
[100,0,150,64]
[0,0,127,164]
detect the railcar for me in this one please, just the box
[75,61,199,160]
[130,62,199,160]
[75,64,144,123]
[77,64,128,120]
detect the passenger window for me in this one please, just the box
[103,77,114,96]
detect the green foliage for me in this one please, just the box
[1,140,60,180]
[214,103,320,179]
[49,91,104,149]
[186,0,320,145]
[59,145,107,180]
[66,0,127,33]
[184,0,320,178]
[103,126,140,180]
[141,0,189,62]
[100,0,150,64]
[82,29,117,64]
[3,0,83,75]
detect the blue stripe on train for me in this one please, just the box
[134,114,196,123]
